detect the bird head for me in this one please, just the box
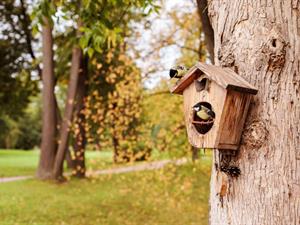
[192,103,202,112]
[169,68,178,78]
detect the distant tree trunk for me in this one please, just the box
[112,135,121,163]
[72,55,88,178]
[191,146,199,161]
[65,146,74,169]
[196,0,214,63]
[37,17,57,180]
[208,1,299,224]
[53,47,82,180]
[54,97,73,169]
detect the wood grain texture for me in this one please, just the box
[183,76,227,149]
[181,73,252,150]
[217,90,252,148]
[170,67,202,94]
[208,0,300,224]
[171,62,258,95]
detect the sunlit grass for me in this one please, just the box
[0,150,113,177]
[0,150,39,177]
[0,159,211,225]
[0,149,204,178]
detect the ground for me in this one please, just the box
[0,150,211,225]
[0,150,174,178]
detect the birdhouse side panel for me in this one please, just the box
[217,90,252,149]
[183,81,226,149]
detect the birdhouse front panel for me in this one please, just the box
[183,75,226,149]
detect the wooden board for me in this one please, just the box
[170,68,202,94]
[217,90,252,149]
[183,78,227,149]
[171,62,258,95]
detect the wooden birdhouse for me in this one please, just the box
[170,62,258,150]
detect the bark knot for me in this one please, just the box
[242,120,268,149]
[261,30,287,72]
[218,40,235,67]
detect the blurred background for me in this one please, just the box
[0,0,213,224]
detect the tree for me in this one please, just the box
[0,0,37,119]
[195,0,214,63]
[71,55,88,177]
[37,12,57,179]
[53,26,83,179]
[207,1,299,224]
[50,0,157,179]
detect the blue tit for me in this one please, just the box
[193,103,215,121]
[169,65,188,79]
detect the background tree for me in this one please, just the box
[30,0,158,180]
[208,1,299,224]
[36,0,57,179]
[0,0,38,149]
[134,1,208,160]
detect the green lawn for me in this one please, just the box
[0,150,39,177]
[0,150,113,177]
[0,149,205,178]
[0,159,211,225]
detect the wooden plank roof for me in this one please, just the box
[170,62,258,95]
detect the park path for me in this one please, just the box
[0,158,187,183]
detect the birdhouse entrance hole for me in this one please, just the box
[195,77,209,92]
[192,102,215,134]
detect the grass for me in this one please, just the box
[0,149,113,178]
[0,150,39,177]
[0,158,211,225]
[0,149,200,178]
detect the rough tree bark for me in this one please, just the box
[207,0,300,224]
[72,55,88,178]
[36,17,57,179]
[53,46,82,180]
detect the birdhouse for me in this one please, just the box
[170,62,258,150]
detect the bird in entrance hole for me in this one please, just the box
[169,65,188,79]
[193,103,215,121]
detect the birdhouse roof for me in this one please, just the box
[170,62,258,95]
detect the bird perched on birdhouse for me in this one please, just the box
[169,65,188,79]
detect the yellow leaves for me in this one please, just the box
[106,50,114,63]
[96,63,102,69]
[92,90,99,96]
[105,73,117,84]
[68,47,147,155]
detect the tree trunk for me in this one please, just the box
[54,97,73,169]
[53,47,82,180]
[208,1,299,224]
[192,146,199,161]
[36,17,57,179]
[196,0,214,63]
[72,55,88,178]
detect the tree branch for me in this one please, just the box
[19,0,42,78]
[196,0,214,63]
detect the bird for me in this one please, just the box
[169,65,188,79]
[193,103,215,121]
